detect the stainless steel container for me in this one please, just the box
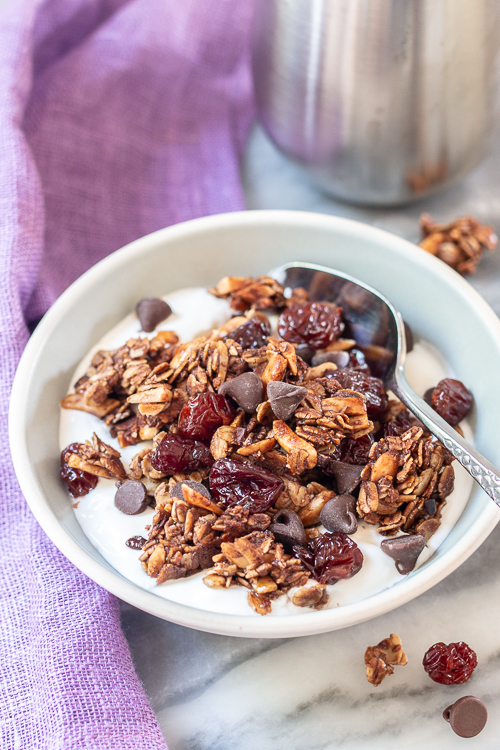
[252,0,500,206]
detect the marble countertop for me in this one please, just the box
[120,126,500,750]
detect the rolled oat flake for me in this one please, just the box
[443,696,488,738]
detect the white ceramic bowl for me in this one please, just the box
[10,210,500,638]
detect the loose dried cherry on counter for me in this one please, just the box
[423,641,478,685]
[151,434,212,475]
[230,315,271,349]
[178,392,236,442]
[278,302,344,350]
[293,531,363,585]
[60,444,98,498]
[430,378,473,426]
[209,457,283,512]
[328,367,388,420]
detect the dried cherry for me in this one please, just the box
[383,407,413,438]
[423,641,478,685]
[209,458,283,512]
[178,392,236,442]
[230,316,271,349]
[60,444,98,498]
[328,367,388,420]
[430,378,473,426]
[151,434,212,475]
[293,531,363,585]
[340,434,374,465]
[278,302,343,350]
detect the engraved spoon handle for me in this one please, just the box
[392,369,500,507]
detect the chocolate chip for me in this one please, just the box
[311,350,350,368]
[125,535,147,550]
[443,696,488,738]
[380,534,426,574]
[170,480,212,502]
[267,381,308,421]
[218,372,264,413]
[320,495,358,534]
[318,458,363,495]
[295,344,315,364]
[424,497,437,516]
[136,297,172,332]
[115,480,149,515]
[270,508,306,551]
[404,321,414,353]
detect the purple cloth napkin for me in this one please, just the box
[0,1,254,747]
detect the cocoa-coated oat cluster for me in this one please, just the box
[60,276,471,615]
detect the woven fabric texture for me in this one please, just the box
[0,0,254,747]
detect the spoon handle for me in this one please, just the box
[392,370,500,507]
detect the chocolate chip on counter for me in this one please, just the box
[170,480,212,502]
[267,381,308,421]
[318,458,363,495]
[311,350,350,368]
[443,696,488,738]
[136,297,172,332]
[115,479,149,515]
[320,494,358,534]
[218,372,264,413]
[380,534,426,574]
[270,508,306,551]
[125,535,147,550]
[403,321,414,353]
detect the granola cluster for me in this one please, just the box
[419,213,497,275]
[60,273,462,616]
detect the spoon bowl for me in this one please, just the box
[272,261,500,506]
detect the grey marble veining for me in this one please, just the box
[120,125,500,749]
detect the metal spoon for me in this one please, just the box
[271,261,500,506]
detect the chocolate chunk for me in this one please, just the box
[136,297,172,332]
[115,480,149,515]
[125,535,147,550]
[270,508,306,551]
[318,458,363,495]
[424,497,437,516]
[311,350,350,368]
[170,480,212,502]
[295,344,314,364]
[403,321,414,353]
[443,696,488,738]
[380,534,426,574]
[218,372,264,413]
[267,381,308,421]
[320,494,358,534]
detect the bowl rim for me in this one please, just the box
[9,209,500,638]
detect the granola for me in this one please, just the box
[419,213,497,275]
[59,274,472,616]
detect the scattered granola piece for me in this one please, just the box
[419,213,497,275]
[365,633,407,686]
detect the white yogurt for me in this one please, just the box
[60,288,473,616]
